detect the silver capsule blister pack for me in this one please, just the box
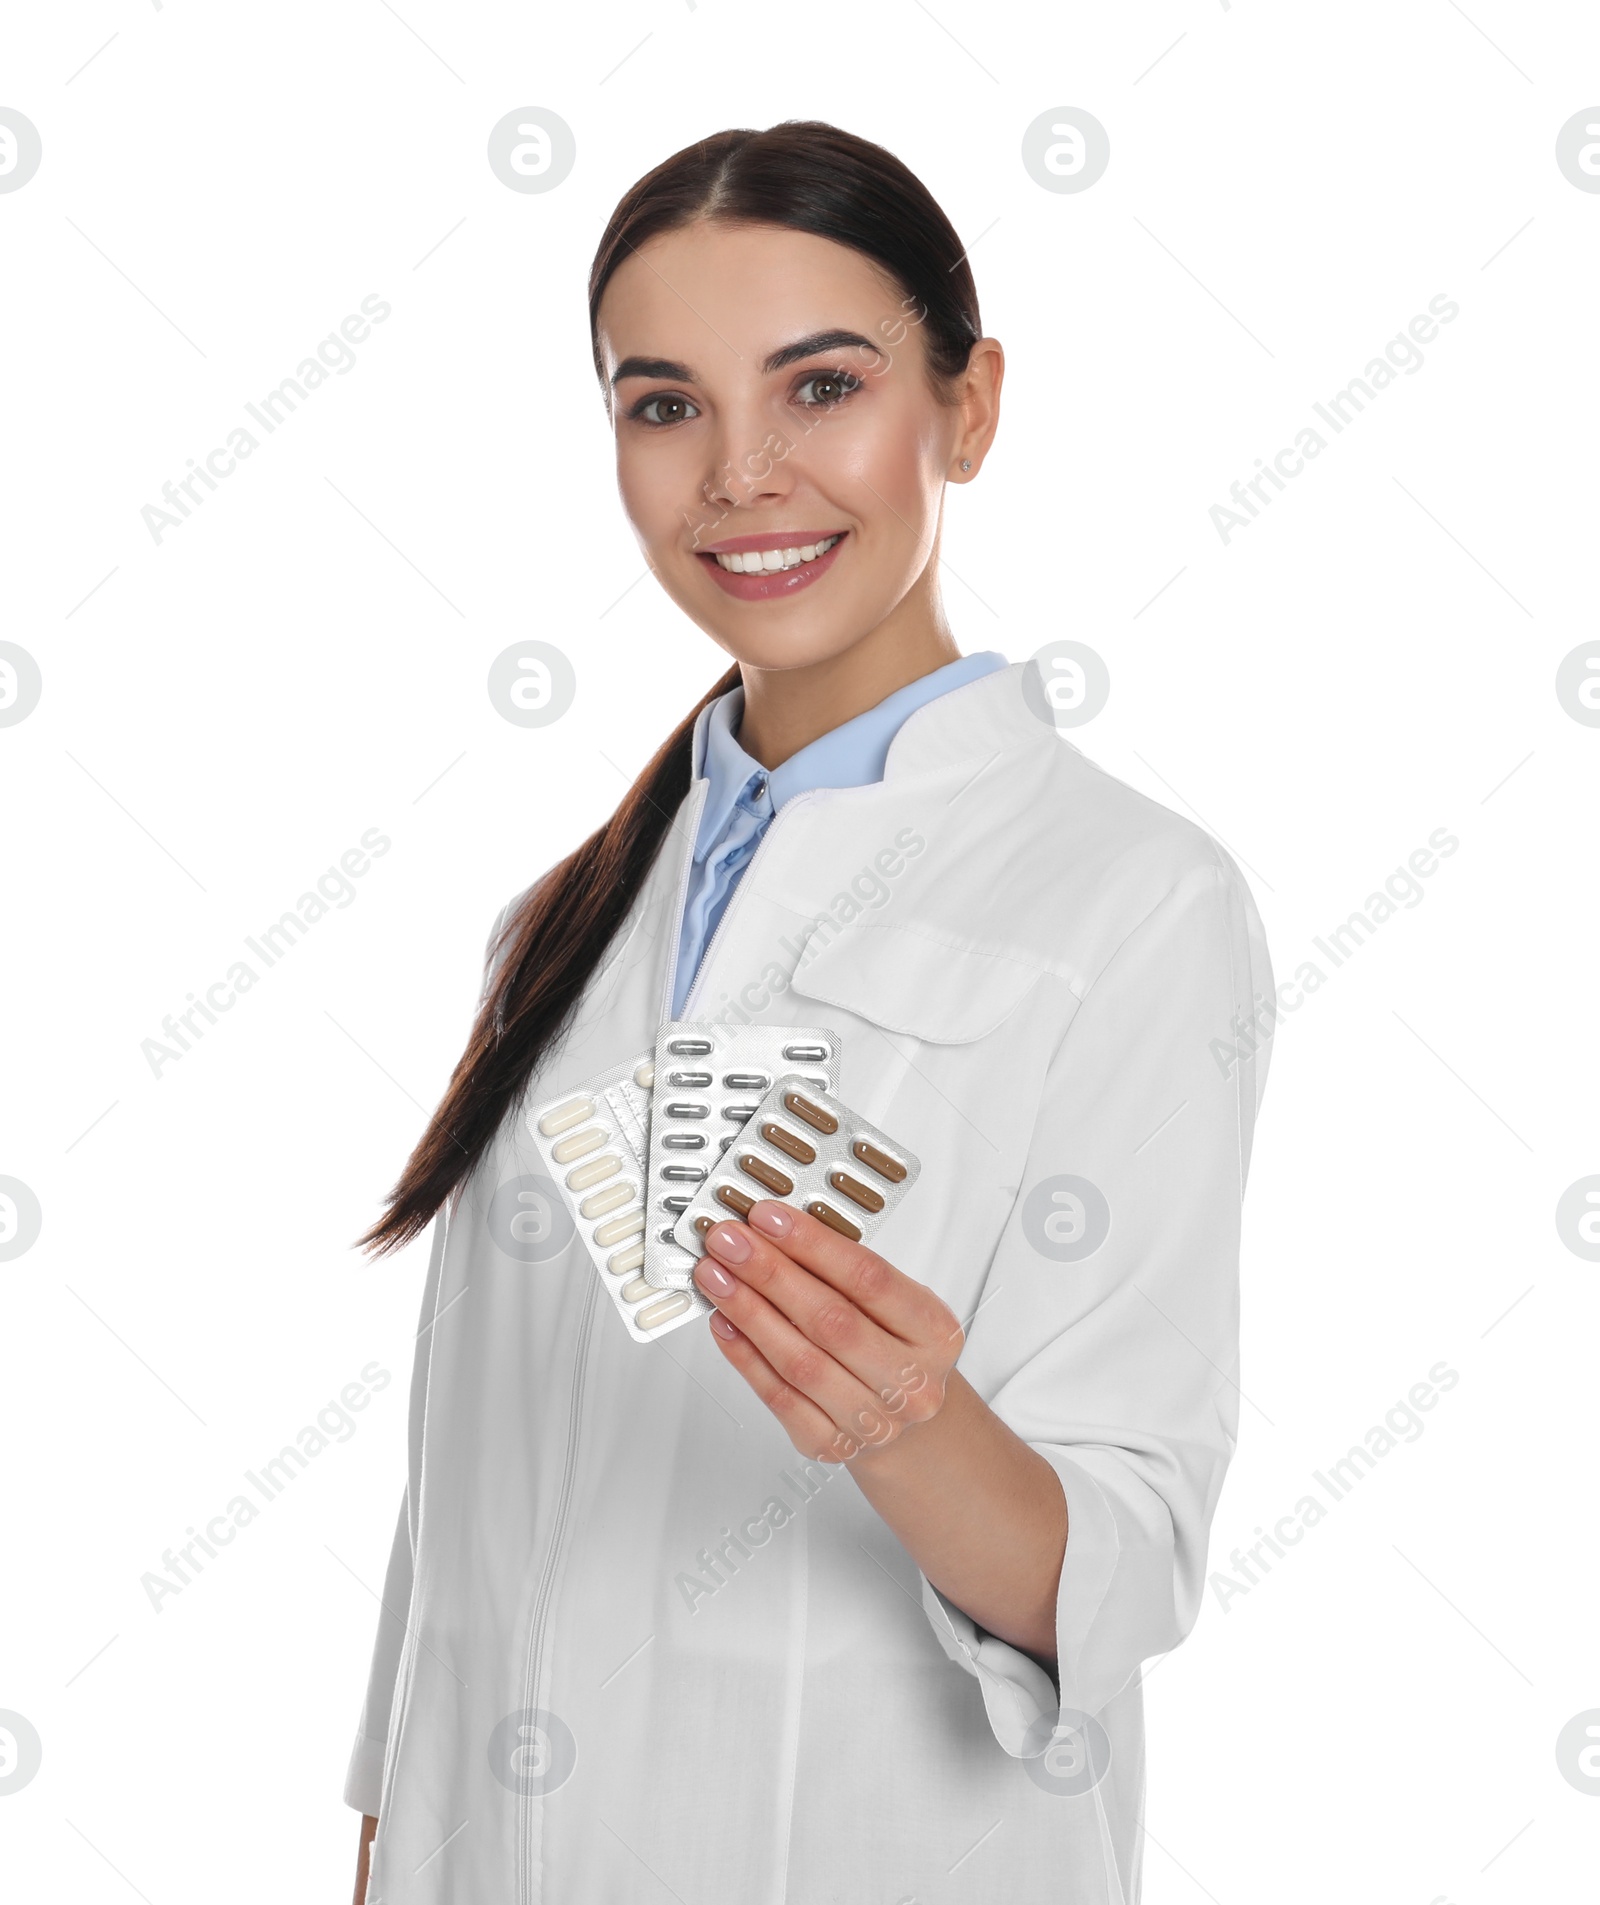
[642,1023,842,1290]
[671,1074,920,1260]
[526,1050,714,1343]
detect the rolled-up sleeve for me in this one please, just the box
[922,852,1274,1753]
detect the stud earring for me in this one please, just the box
[961,459,971,471]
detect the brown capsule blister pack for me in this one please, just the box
[670,1074,920,1260]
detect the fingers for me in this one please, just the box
[694,1213,952,1443]
[704,1311,867,1462]
[744,1200,961,1349]
[696,1216,927,1406]
[694,1235,915,1451]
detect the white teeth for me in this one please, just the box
[714,534,839,574]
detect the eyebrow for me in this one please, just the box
[609,328,882,388]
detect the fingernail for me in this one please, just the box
[749,1201,793,1237]
[705,1222,752,1263]
[696,1258,738,1298]
[709,1311,739,1340]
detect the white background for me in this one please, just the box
[2,3,1596,1900]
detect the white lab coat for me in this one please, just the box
[347,659,1273,1904]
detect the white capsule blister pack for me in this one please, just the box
[526,1051,715,1343]
[642,1023,842,1291]
[671,1074,921,1261]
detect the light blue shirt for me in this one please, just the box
[671,650,1009,1016]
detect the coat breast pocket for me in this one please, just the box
[782,920,1070,1310]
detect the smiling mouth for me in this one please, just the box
[695,530,849,601]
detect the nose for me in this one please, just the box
[701,405,798,514]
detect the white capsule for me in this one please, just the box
[566,1153,620,1191]
[637,1291,693,1330]
[619,1274,654,1303]
[593,1207,645,1246]
[537,1096,595,1137]
[606,1241,646,1276]
[552,1125,605,1164]
[634,1060,655,1089]
[579,1181,635,1220]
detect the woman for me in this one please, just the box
[347,120,1273,1905]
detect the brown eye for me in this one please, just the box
[633,394,699,426]
[796,370,862,409]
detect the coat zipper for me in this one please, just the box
[517,778,823,1901]
[519,779,705,1905]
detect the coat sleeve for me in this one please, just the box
[342,1485,416,1814]
[918,852,1274,1755]
[343,896,517,1812]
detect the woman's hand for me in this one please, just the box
[692,1199,964,1462]
[693,1196,1068,1662]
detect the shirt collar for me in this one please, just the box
[689,650,1009,863]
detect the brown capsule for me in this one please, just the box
[851,1138,907,1183]
[738,1154,793,1196]
[827,1168,884,1214]
[692,1214,715,1237]
[805,1199,862,1241]
[759,1120,816,1165]
[783,1090,839,1135]
[715,1183,755,1218]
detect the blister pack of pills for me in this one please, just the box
[642,1023,842,1290]
[526,1051,715,1343]
[670,1075,920,1260]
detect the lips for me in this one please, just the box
[696,530,849,602]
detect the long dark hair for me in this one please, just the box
[357,120,983,1257]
